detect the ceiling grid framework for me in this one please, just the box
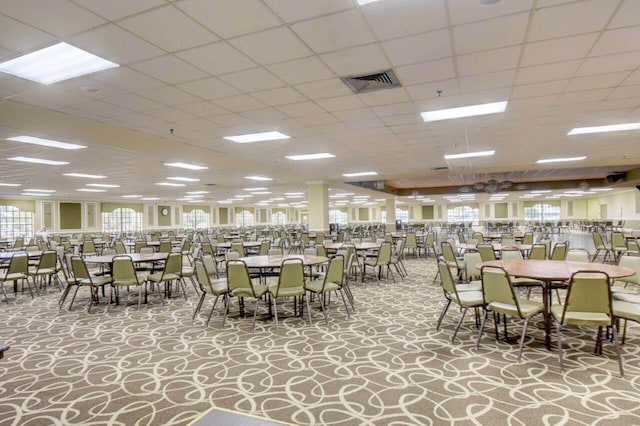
[0,0,638,205]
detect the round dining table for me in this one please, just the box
[323,242,380,251]
[477,259,635,349]
[84,252,169,264]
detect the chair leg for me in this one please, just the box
[476,309,489,349]
[555,319,564,372]
[436,299,452,331]
[206,294,220,327]
[0,283,7,303]
[451,307,469,343]
[69,285,81,310]
[221,294,229,328]
[305,294,313,326]
[193,292,206,320]
[612,323,624,378]
[319,292,329,325]
[517,317,531,363]
[339,289,350,319]
[272,296,279,332]
[251,298,261,332]
[156,283,165,306]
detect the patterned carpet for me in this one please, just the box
[2,257,640,425]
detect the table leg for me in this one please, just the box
[543,281,551,350]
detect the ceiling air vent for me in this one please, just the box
[431,166,450,171]
[341,70,401,93]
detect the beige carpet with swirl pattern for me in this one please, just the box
[1,258,640,425]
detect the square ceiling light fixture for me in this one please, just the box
[8,156,69,165]
[286,153,335,161]
[567,122,640,135]
[444,150,495,160]
[164,162,208,170]
[0,42,118,85]
[421,101,507,122]
[224,131,290,143]
[6,136,86,150]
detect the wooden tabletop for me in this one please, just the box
[239,254,329,268]
[324,242,380,251]
[459,243,532,252]
[0,250,43,260]
[214,241,262,249]
[477,259,635,281]
[84,253,169,264]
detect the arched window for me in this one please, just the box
[0,205,34,239]
[183,209,209,229]
[329,209,348,225]
[524,203,560,222]
[102,208,142,233]
[272,211,286,226]
[447,206,479,224]
[235,209,254,226]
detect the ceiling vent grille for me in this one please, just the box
[341,70,401,93]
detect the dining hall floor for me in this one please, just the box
[1,250,640,425]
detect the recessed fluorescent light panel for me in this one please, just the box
[224,131,290,143]
[568,122,640,135]
[536,156,586,164]
[86,183,120,188]
[0,42,118,84]
[7,136,86,150]
[245,176,273,181]
[0,183,21,187]
[22,193,50,197]
[186,191,209,194]
[243,187,267,191]
[76,188,106,192]
[421,101,507,122]
[141,197,160,201]
[343,172,378,177]
[357,0,383,4]
[444,150,495,160]
[156,182,186,187]
[24,189,55,193]
[63,173,106,179]
[164,162,208,170]
[286,153,335,161]
[166,177,200,182]
[121,195,143,198]
[8,156,68,165]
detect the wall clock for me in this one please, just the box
[161,207,169,216]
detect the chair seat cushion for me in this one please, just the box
[613,292,640,304]
[0,272,26,281]
[550,305,611,326]
[81,276,112,286]
[147,272,180,282]
[270,285,305,297]
[29,267,55,275]
[452,290,483,307]
[232,284,268,298]
[306,280,339,293]
[489,299,544,318]
[613,300,640,322]
[456,281,481,292]
[206,280,228,295]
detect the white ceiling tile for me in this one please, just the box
[295,113,340,126]
[130,55,209,84]
[174,101,231,117]
[395,58,456,86]
[591,26,640,56]
[229,27,312,65]
[456,46,521,77]
[362,0,447,40]
[576,52,640,77]
[70,24,165,65]
[250,87,308,106]
[276,101,327,117]
[448,0,534,26]
[144,107,195,123]
[555,88,610,105]
[528,0,619,42]
[512,80,567,99]
[316,95,366,112]
[405,79,460,101]
[0,14,56,52]
[73,99,134,117]
[113,112,165,127]
[210,113,257,127]
[177,77,241,100]
[240,108,288,123]
[0,0,105,37]
[173,118,221,132]
[608,0,640,28]
[263,0,353,23]
[175,0,282,38]
[71,0,165,20]
[10,88,89,109]
[103,93,166,113]
[291,9,376,54]
[90,67,165,92]
[536,0,577,7]
[565,72,630,92]
[218,68,285,92]
[359,88,411,107]
[138,86,201,106]
[294,79,353,99]
[371,102,418,117]
[54,77,126,99]
[459,70,516,93]
[453,12,529,54]
[520,33,599,67]
[383,29,452,66]
[516,60,581,85]
[176,42,257,76]
[609,84,640,99]
[320,44,391,77]
[118,5,219,52]
[266,57,335,85]
[623,70,640,86]
[332,108,377,121]
[212,94,267,112]
[381,114,422,126]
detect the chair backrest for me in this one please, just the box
[140,246,154,255]
[611,232,627,249]
[395,238,405,257]
[112,256,138,283]
[259,240,270,256]
[114,240,126,254]
[377,241,392,265]
[316,245,327,257]
[71,256,91,280]
[226,260,255,295]
[201,242,214,256]
[195,259,226,293]
[617,255,640,286]
[7,252,28,275]
[464,251,483,281]
[550,242,568,260]
[102,248,116,256]
[472,232,484,242]
[38,250,58,269]
[437,261,458,297]
[163,252,182,275]
[440,241,458,263]
[225,251,240,262]
[529,244,547,260]
[566,249,590,263]
[159,241,172,253]
[12,237,24,250]
[304,247,316,256]
[83,241,96,254]
[273,258,305,297]
[182,239,191,252]
[201,254,217,275]
[628,239,640,254]
[476,244,496,262]
[457,232,466,244]
[481,266,522,316]
[500,249,523,261]
[230,242,245,257]
[425,232,435,246]
[268,248,283,255]
[315,233,324,244]
[405,233,417,247]
[592,232,605,249]
[559,271,612,324]
[521,232,534,245]
[134,240,146,253]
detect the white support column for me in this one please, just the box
[307,181,329,232]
